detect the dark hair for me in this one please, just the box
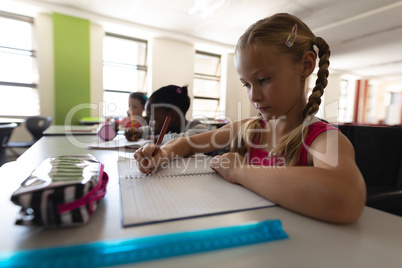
[148,85,190,115]
[129,92,147,106]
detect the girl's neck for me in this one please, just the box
[257,115,310,152]
[265,115,303,137]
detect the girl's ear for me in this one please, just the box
[300,51,316,79]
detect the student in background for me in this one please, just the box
[134,13,366,224]
[117,92,148,130]
[125,85,208,143]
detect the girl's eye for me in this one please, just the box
[242,83,251,89]
[259,77,270,84]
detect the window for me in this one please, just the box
[192,51,221,119]
[103,33,147,117]
[0,11,38,116]
[338,79,355,123]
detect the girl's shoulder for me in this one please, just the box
[299,120,341,166]
[308,120,339,134]
[305,120,341,149]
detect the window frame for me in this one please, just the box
[0,11,38,116]
[102,32,148,118]
[192,50,222,119]
[103,32,148,94]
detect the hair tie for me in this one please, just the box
[303,121,310,126]
[284,23,298,47]
[176,87,182,94]
[313,36,317,46]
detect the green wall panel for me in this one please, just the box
[53,13,90,125]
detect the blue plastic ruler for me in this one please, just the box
[0,219,287,268]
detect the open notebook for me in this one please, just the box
[118,155,275,227]
[86,137,148,149]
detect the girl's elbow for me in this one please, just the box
[333,172,367,224]
[331,190,366,224]
[337,204,365,224]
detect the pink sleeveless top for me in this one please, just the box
[248,121,339,166]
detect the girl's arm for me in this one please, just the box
[133,120,244,173]
[161,121,209,145]
[211,130,366,224]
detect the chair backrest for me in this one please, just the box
[338,125,402,189]
[0,123,18,151]
[25,116,52,141]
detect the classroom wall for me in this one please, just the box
[36,13,54,118]
[149,38,195,118]
[224,53,252,121]
[53,13,91,125]
[89,23,105,118]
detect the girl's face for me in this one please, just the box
[145,101,168,135]
[235,45,306,122]
[128,98,144,117]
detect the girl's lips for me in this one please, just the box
[258,106,270,112]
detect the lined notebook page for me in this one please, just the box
[119,155,216,178]
[118,155,275,227]
[86,138,148,149]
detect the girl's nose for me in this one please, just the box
[250,85,263,103]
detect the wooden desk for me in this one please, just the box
[1,136,402,267]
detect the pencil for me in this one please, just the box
[152,116,171,157]
[130,109,135,133]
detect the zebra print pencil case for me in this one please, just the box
[10,154,108,227]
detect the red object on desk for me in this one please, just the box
[116,117,142,129]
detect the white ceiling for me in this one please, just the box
[4,0,402,82]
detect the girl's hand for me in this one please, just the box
[210,152,246,184]
[124,128,135,141]
[124,128,142,141]
[133,143,168,174]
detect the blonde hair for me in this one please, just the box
[232,13,331,166]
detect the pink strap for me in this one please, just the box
[297,122,339,166]
[58,164,109,215]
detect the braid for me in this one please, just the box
[272,36,331,166]
[303,37,331,119]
